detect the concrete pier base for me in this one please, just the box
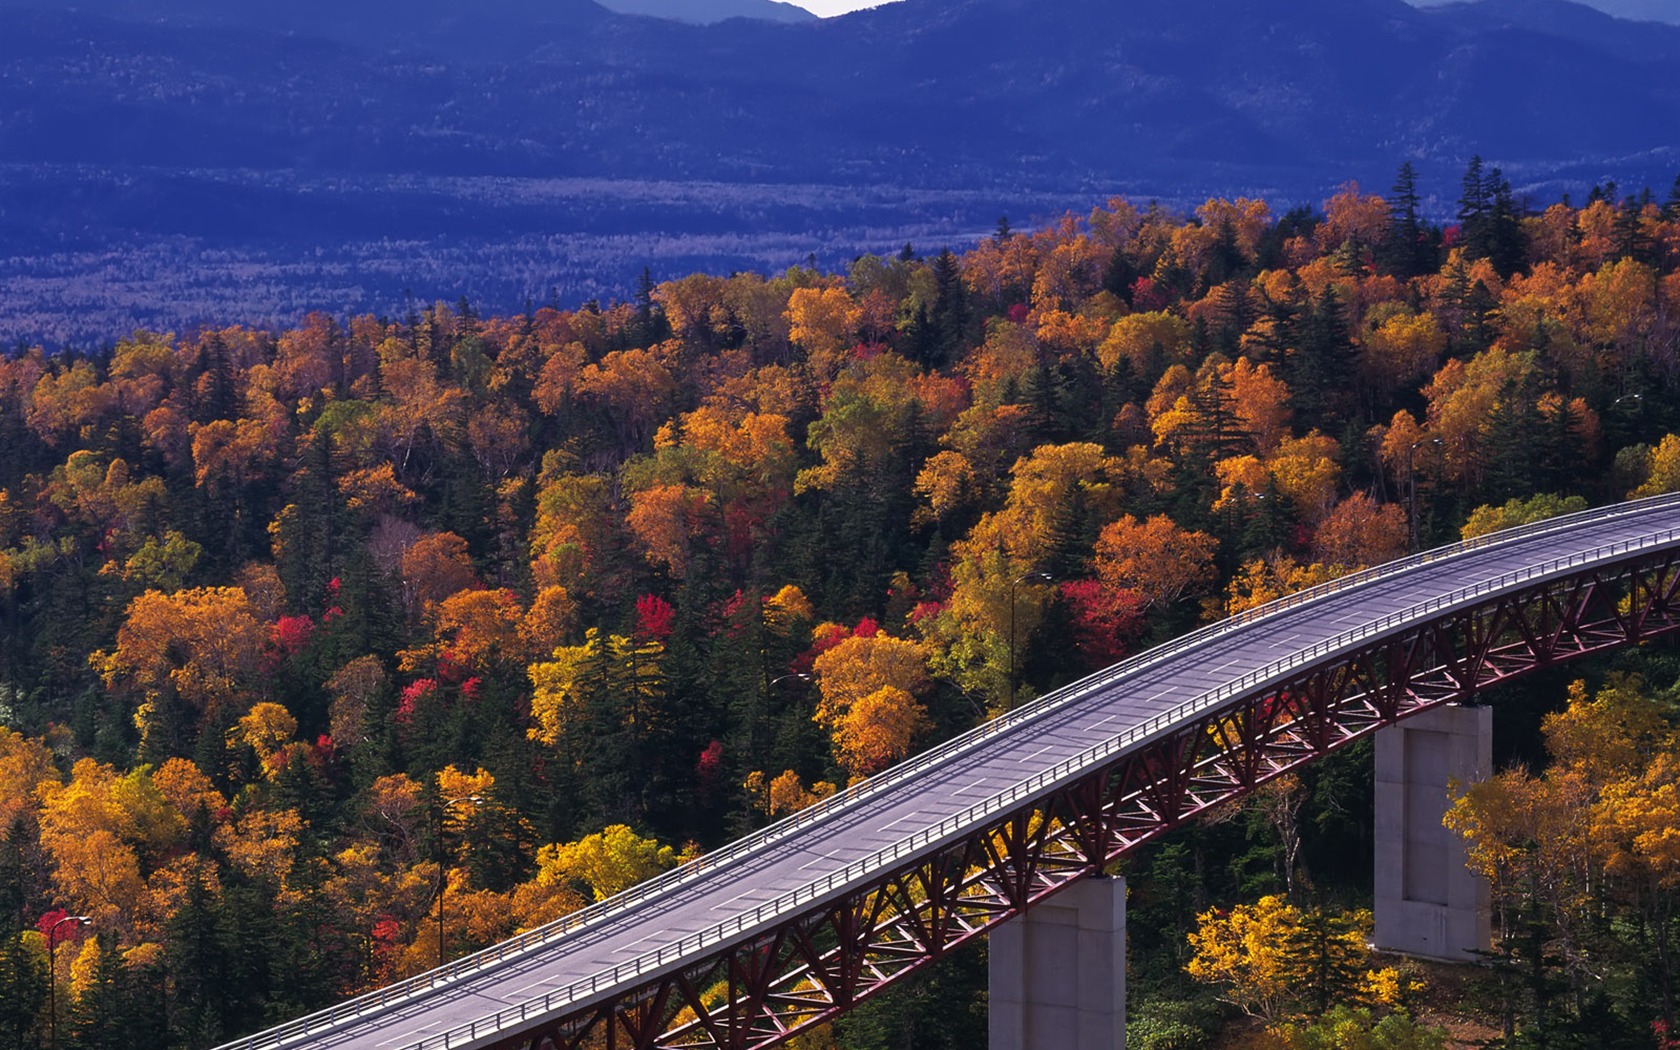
[988,876,1125,1050]
[1373,704,1492,961]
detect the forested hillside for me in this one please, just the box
[2,165,1680,1049]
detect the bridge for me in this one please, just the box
[220,493,1680,1050]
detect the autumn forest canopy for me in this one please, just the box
[3,162,1680,1049]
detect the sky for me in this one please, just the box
[794,0,902,16]
[797,0,1680,23]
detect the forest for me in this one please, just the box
[2,160,1680,1050]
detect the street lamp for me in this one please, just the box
[1407,438,1443,553]
[769,673,812,689]
[46,914,91,1050]
[1007,571,1054,709]
[435,795,484,968]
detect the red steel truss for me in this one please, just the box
[507,549,1680,1050]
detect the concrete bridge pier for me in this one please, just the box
[1373,703,1492,961]
[988,875,1126,1050]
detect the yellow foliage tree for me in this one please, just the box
[213,808,304,897]
[812,634,932,779]
[1363,309,1447,391]
[744,770,838,818]
[534,824,679,902]
[229,702,300,780]
[1098,311,1191,372]
[829,685,931,780]
[1188,895,1391,1023]
[95,586,265,719]
[1632,433,1680,499]
[1460,493,1589,540]
[1221,557,1345,618]
[1312,493,1406,568]
[1267,432,1342,523]
[1186,894,1303,1020]
[37,759,177,925]
[785,286,861,380]
[0,728,59,830]
[1093,514,1218,611]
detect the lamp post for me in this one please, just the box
[435,795,483,968]
[1007,571,1054,710]
[1407,438,1443,553]
[46,914,91,1050]
[1603,393,1645,454]
[769,673,812,690]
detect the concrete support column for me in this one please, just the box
[1373,704,1492,960]
[989,875,1125,1050]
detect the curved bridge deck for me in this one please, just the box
[224,494,1680,1050]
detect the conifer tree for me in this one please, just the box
[1279,906,1371,1018]
[1381,161,1431,278]
[1458,155,1492,251]
[1287,287,1358,428]
[0,927,45,1050]
[929,249,969,367]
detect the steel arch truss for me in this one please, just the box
[510,551,1680,1050]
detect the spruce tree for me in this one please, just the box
[68,935,169,1050]
[1280,907,1370,1018]
[1381,161,1429,278]
[929,250,969,368]
[1208,280,1256,357]
[1287,287,1359,429]
[0,927,45,1050]
[1486,167,1527,276]
[1485,381,1547,503]
[1458,155,1492,258]
[1102,243,1140,305]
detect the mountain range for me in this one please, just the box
[2,0,1677,344]
[1411,0,1680,25]
[597,0,817,23]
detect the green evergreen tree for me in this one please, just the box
[1486,168,1528,276]
[1287,287,1359,429]
[1279,907,1370,1017]
[0,927,45,1050]
[1381,161,1433,278]
[930,249,970,367]
[1457,154,1493,258]
[68,934,169,1050]
[1208,279,1256,358]
[1102,243,1141,305]
[164,865,228,1049]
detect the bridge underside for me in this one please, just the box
[508,551,1680,1050]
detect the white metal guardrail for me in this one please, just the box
[218,493,1680,1050]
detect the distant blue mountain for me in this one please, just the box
[597,0,816,23]
[8,0,1674,183]
[2,0,1676,341]
[1411,0,1680,26]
